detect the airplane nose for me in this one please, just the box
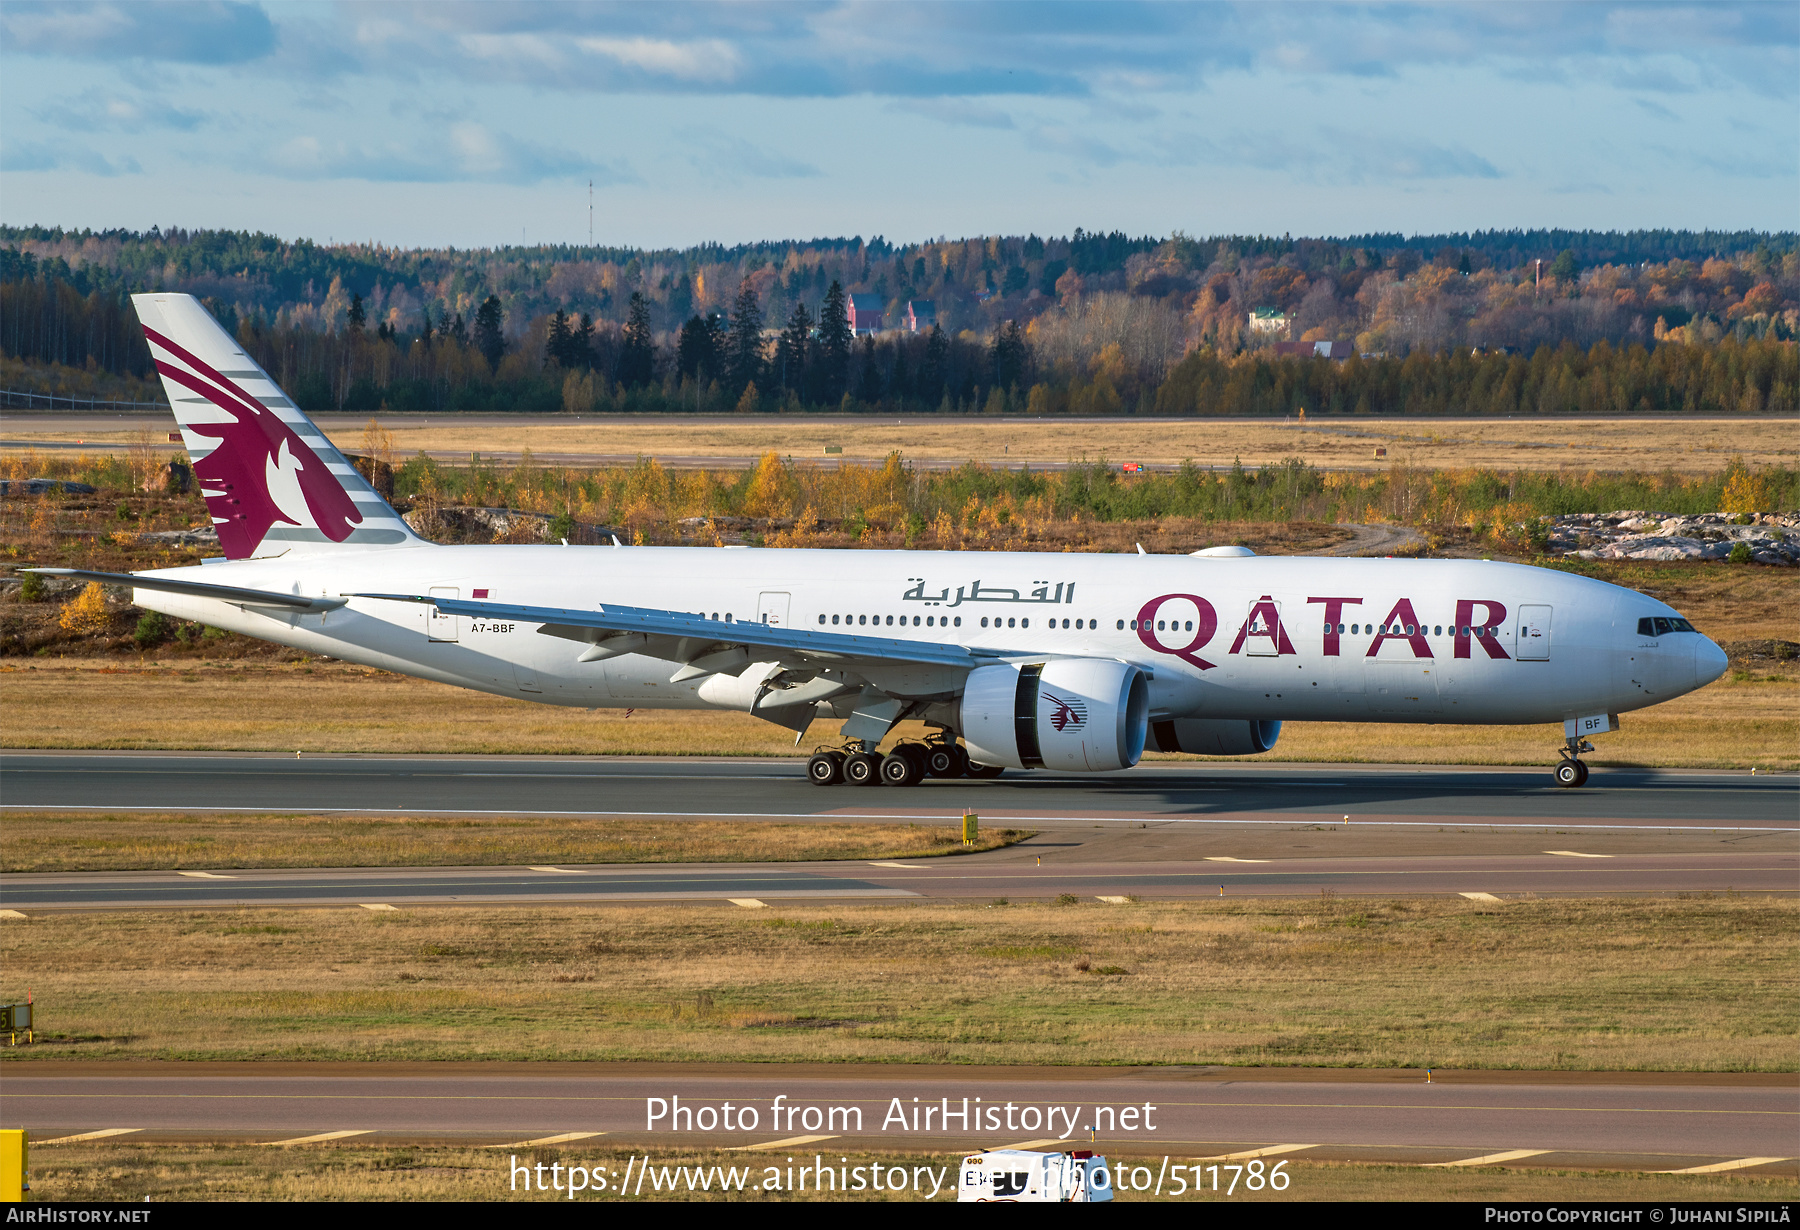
[1695,636,1728,687]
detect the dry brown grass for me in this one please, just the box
[3,660,1792,769]
[4,897,1792,1070]
[10,413,1793,475]
[0,814,1025,873]
[23,1141,1798,1202]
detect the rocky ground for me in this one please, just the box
[1552,511,1798,565]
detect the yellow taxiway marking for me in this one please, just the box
[1204,857,1272,864]
[177,871,235,879]
[359,903,399,912]
[728,898,768,908]
[1459,892,1504,902]
[729,1135,838,1152]
[262,1130,374,1146]
[0,910,27,919]
[35,1129,142,1145]
[1544,850,1611,858]
[527,866,586,874]
[1095,896,1132,904]
[1427,1149,1550,1168]
[1193,1144,1316,1161]
[993,1139,1070,1151]
[484,1132,606,1148]
[867,862,928,869]
[1656,1156,1793,1175]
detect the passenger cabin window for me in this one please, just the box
[1637,616,1695,636]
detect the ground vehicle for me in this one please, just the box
[958,1149,1113,1202]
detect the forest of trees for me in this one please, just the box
[2,225,1795,416]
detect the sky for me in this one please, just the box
[1,1,1796,251]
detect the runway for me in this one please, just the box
[7,1065,1794,1174]
[3,753,1794,910]
[5,752,1795,827]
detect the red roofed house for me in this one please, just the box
[906,300,936,332]
[847,294,885,336]
[1273,340,1354,360]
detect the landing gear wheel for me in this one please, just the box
[880,749,925,787]
[844,751,884,787]
[1554,758,1588,788]
[925,744,968,778]
[807,752,845,786]
[965,761,1006,779]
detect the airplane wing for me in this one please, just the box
[27,568,347,613]
[353,591,991,676]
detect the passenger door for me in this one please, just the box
[1517,605,1552,661]
[1243,599,1281,657]
[428,587,459,642]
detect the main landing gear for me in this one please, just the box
[1554,738,1593,789]
[807,737,1003,786]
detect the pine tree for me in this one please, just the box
[815,280,851,403]
[546,309,572,366]
[677,314,721,382]
[449,312,468,347]
[990,320,1028,390]
[776,302,812,394]
[857,334,883,403]
[347,292,367,333]
[420,307,434,352]
[920,323,948,404]
[619,291,655,387]
[574,312,595,369]
[726,278,765,395]
[473,295,505,369]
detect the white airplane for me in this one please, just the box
[36,294,1728,790]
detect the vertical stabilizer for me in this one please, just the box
[132,293,421,559]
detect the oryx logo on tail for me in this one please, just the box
[142,323,362,558]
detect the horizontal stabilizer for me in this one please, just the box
[28,568,347,612]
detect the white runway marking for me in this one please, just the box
[1427,1149,1549,1167]
[0,910,27,919]
[1545,850,1612,858]
[728,898,768,908]
[1193,1144,1316,1161]
[1459,892,1504,902]
[1656,1156,1793,1175]
[484,1132,606,1148]
[730,1135,838,1151]
[359,903,399,912]
[867,862,928,869]
[176,871,235,879]
[262,1130,373,1146]
[527,866,586,874]
[1095,895,1133,904]
[1205,857,1272,863]
[36,1128,141,1145]
[995,1138,1070,1151]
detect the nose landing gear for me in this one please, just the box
[1554,738,1593,788]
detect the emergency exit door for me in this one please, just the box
[759,591,791,627]
[1517,605,1552,660]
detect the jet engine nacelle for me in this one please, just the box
[959,659,1149,772]
[1149,718,1282,756]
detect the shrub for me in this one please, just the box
[133,610,168,648]
[1729,541,1753,564]
[59,582,113,635]
[547,512,575,541]
[19,571,46,602]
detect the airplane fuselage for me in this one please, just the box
[133,544,1724,731]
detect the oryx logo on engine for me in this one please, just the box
[1042,691,1088,732]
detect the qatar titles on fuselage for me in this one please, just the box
[35,293,1727,786]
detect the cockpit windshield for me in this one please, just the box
[1637,616,1696,637]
